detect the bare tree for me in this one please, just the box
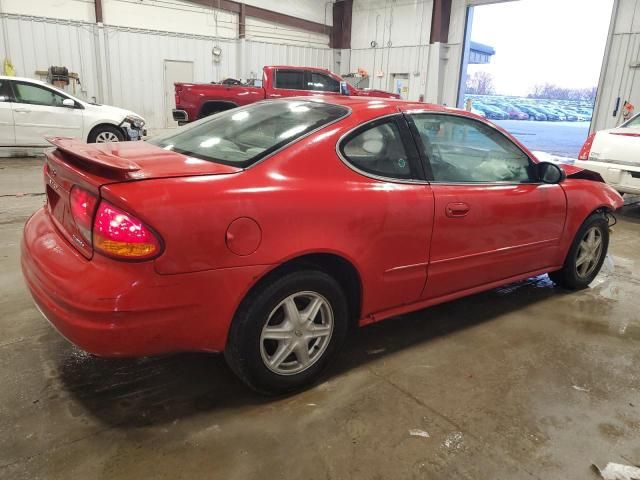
[465,72,496,95]
[528,83,597,102]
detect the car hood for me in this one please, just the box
[81,101,145,124]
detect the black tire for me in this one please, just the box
[87,125,125,143]
[224,270,349,395]
[549,213,609,290]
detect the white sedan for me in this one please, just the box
[578,114,640,195]
[0,76,145,147]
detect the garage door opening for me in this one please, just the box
[458,0,614,158]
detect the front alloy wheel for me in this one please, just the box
[549,213,609,290]
[575,226,603,279]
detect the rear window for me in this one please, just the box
[149,100,348,167]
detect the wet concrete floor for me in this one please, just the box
[1,157,639,479]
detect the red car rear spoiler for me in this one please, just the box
[45,136,141,173]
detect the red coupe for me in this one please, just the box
[22,97,623,394]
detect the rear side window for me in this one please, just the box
[275,70,304,90]
[307,72,340,93]
[340,118,413,180]
[149,100,349,168]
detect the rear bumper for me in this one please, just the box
[21,207,269,357]
[578,160,640,195]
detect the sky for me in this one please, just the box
[468,0,614,96]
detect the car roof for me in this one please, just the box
[0,75,49,86]
[285,95,486,121]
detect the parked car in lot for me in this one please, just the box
[517,105,547,121]
[503,105,529,120]
[535,107,560,121]
[577,112,640,194]
[472,103,509,120]
[22,96,622,394]
[0,76,146,145]
[173,65,400,124]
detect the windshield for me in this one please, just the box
[149,100,349,167]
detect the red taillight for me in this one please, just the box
[93,200,161,260]
[578,132,596,160]
[69,186,99,244]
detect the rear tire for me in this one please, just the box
[549,213,609,290]
[88,125,125,143]
[224,270,349,395]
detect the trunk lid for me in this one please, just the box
[590,128,640,167]
[44,136,240,258]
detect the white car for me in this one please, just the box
[578,113,640,195]
[0,76,145,146]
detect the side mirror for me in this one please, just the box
[62,98,75,108]
[537,161,566,184]
[340,81,349,95]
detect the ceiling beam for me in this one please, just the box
[430,0,452,44]
[94,0,103,23]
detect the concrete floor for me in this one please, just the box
[2,157,640,480]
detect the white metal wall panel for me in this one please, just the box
[592,0,640,132]
[244,40,333,79]
[0,14,335,130]
[0,15,100,102]
[348,45,430,101]
[103,27,238,128]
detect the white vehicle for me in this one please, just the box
[0,76,145,147]
[577,114,640,195]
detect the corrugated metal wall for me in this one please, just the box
[592,0,640,132]
[347,45,430,101]
[0,15,101,103]
[244,40,333,79]
[0,13,333,130]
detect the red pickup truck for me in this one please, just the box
[172,65,400,124]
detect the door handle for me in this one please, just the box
[14,107,31,113]
[445,202,470,217]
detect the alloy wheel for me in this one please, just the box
[95,131,120,143]
[575,226,603,278]
[260,291,334,375]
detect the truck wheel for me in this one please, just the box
[224,270,349,395]
[88,125,125,143]
[549,213,609,290]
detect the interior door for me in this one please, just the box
[164,60,194,128]
[407,112,567,300]
[11,81,83,146]
[391,74,410,100]
[0,80,15,145]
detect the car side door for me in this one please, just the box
[337,114,435,314]
[0,79,15,145]
[407,112,567,300]
[10,80,84,146]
